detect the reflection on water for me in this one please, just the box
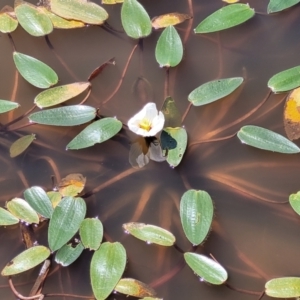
[1,0,300,299]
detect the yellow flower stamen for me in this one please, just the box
[139,118,152,131]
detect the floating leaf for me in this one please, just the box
[289,192,300,215]
[223,0,239,3]
[80,218,103,250]
[123,223,175,246]
[91,242,127,300]
[0,207,19,226]
[184,253,228,285]
[10,134,35,158]
[102,0,124,3]
[0,6,18,33]
[188,77,243,106]
[0,99,19,114]
[24,186,53,219]
[265,277,300,298]
[39,7,85,29]
[55,242,84,267]
[15,0,53,36]
[268,66,300,93]
[161,96,181,127]
[34,82,91,108]
[155,25,183,68]
[267,0,300,13]
[29,105,96,126]
[237,125,300,153]
[48,196,86,252]
[47,191,62,208]
[180,190,213,246]
[151,13,191,29]
[13,51,58,89]
[7,198,39,224]
[115,278,156,298]
[1,246,50,276]
[194,4,255,33]
[161,127,187,167]
[67,117,122,150]
[121,0,152,39]
[58,173,86,197]
[49,0,108,25]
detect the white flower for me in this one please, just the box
[128,103,165,137]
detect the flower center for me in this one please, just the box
[139,118,152,131]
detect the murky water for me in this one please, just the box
[1,0,300,299]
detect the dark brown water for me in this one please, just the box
[1,0,300,299]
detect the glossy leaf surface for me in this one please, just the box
[265,277,300,298]
[24,186,53,219]
[188,77,243,106]
[55,242,84,267]
[0,207,19,226]
[184,253,228,285]
[67,117,122,149]
[151,13,191,29]
[34,82,91,108]
[121,0,152,39]
[29,105,96,126]
[115,278,156,298]
[10,134,35,158]
[0,6,18,33]
[123,222,175,246]
[91,242,127,300]
[13,51,58,89]
[180,189,213,245]
[7,198,39,224]
[194,4,255,33]
[0,99,19,114]
[161,96,181,127]
[289,192,300,216]
[155,25,183,68]
[268,0,300,13]
[237,125,300,153]
[1,246,50,276]
[80,218,103,250]
[48,196,86,251]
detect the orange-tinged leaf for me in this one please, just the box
[222,0,239,3]
[58,173,86,197]
[152,12,191,29]
[102,0,124,4]
[115,278,156,298]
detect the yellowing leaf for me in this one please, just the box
[10,134,35,158]
[58,173,86,197]
[0,6,18,33]
[152,12,191,29]
[222,0,239,3]
[102,0,124,4]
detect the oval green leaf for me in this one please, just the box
[184,253,228,285]
[237,125,300,153]
[155,25,183,68]
[1,245,50,276]
[123,222,175,246]
[10,134,35,158]
[161,96,181,127]
[188,77,243,106]
[34,82,91,108]
[0,6,18,33]
[268,0,300,13]
[0,207,19,226]
[115,278,156,298]
[289,192,300,216]
[7,198,39,224]
[55,242,84,267]
[50,0,108,25]
[180,189,214,246]
[13,51,58,89]
[15,1,53,36]
[24,186,53,219]
[121,0,152,39]
[0,99,19,114]
[91,242,127,300]
[79,218,103,250]
[266,277,300,298]
[194,4,255,33]
[161,127,187,167]
[48,196,86,252]
[29,105,96,127]
[268,66,300,93]
[47,191,62,208]
[67,117,122,149]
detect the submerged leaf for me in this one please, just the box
[268,0,300,13]
[58,173,86,197]
[151,13,191,29]
[161,96,181,127]
[0,99,19,114]
[1,246,50,276]
[55,242,84,266]
[29,105,96,126]
[237,125,300,153]
[121,0,152,39]
[115,278,156,298]
[13,51,58,89]
[0,207,19,226]
[265,277,300,298]
[194,4,255,33]
[289,192,300,216]
[10,134,35,158]
[80,218,103,250]
[0,6,18,33]
[188,77,243,106]
[155,25,183,68]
